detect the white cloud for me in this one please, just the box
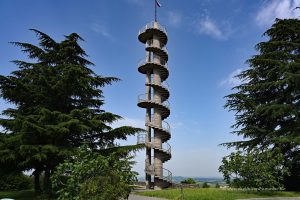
[256,0,300,27]
[195,17,232,40]
[220,68,244,87]
[167,11,182,28]
[91,22,112,39]
[112,117,145,129]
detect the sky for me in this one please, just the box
[0,0,299,178]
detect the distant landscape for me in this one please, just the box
[139,176,225,185]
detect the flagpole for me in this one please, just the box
[154,0,157,22]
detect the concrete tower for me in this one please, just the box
[137,20,172,189]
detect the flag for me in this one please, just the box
[156,0,161,7]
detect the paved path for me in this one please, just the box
[128,194,167,200]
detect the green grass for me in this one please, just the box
[0,190,52,200]
[138,188,300,200]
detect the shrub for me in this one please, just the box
[181,178,197,184]
[0,172,32,191]
[52,146,137,200]
[202,182,210,188]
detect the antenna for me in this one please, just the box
[155,0,157,22]
[154,0,161,22]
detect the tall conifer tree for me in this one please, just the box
[223,19,300,190]
[0,30,143,193]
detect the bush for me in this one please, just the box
[202,182,210,188]
[52,146,137,200]
[181,178,197,184]
[0,172,32,191]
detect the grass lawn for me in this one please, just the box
[138,188,300,200]
[0,190,52,200]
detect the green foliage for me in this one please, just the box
[0,29,144,193]
[202,182,210,188]
[181,178,197,184]
[219,148,288,189]
[51,146,137,200]
[0,172,32,191]
[222,18,300,190]
[215,183,220,188]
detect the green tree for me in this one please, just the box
[215,183,220,188]
[52,146,137,200]
[222,18,300,190]
[219,148,288,189]
[202,182,210,188]
[0,30,143,194]
[181,178,196,184]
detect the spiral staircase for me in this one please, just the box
[137,21,172,189]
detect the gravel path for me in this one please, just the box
[128,194,167,200]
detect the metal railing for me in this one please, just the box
[149,75,170,91]
[138,58,168,69]
[148,138,171,154]
[138,134,171,154]
[138,93,170,108]
[145,159,172,183]
[147,114,170,132]
[138,21,168,36]
[137,133,147,144]
[163,168,173,183]
[146,40,168,55]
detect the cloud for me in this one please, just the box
[220,68,244,87]
[167,11,182,28]
[91,22,113,39]
[112,117,145,129]
[256,0,300,27]
[195,16,232,40]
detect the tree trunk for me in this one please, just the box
[33,169,41,194]
[43,169,52,194]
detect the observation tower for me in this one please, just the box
[137,2,172,189]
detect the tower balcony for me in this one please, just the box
[138,59,169,82]
[147,114,170,133]
[149,138,171,161]
[138,21,168,45]
[145,158,172,186]
[146,121,171,142]
[145,39,168,61]
[137,134,171,159]
[146,79,170,101]
[137,93,170,119]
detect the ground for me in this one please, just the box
[137,188,300,200]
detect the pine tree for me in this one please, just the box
[223,19,300,190]
[0,29,144,193]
